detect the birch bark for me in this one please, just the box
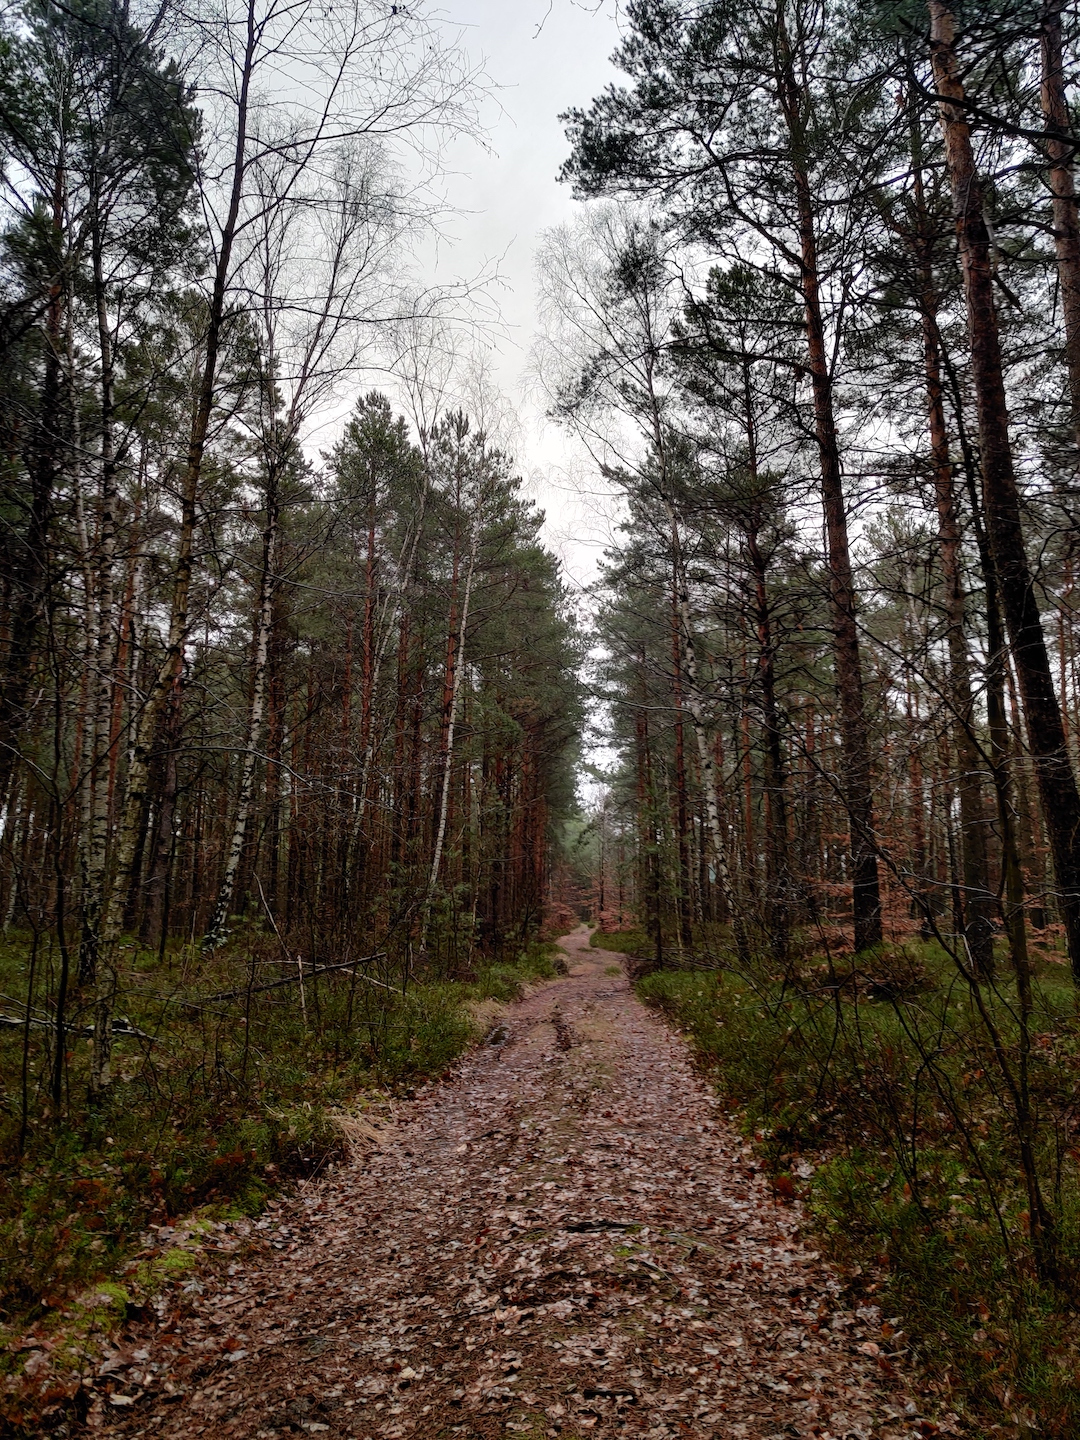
[1040,1,1080,448]
[421,487,481,956]
[202,473,279,950]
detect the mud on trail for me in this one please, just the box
[91,928,934,1440]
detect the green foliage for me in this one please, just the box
[0,0,199,294]
[638,948,1080,1434]
[589,927,652,960]
[0,933,552,1337]
[467,942,560,1002]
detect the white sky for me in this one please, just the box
[424,0,627,594]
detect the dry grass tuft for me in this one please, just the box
[326,1108,395,1157]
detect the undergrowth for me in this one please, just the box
[637,939,1080,1437]
[589,926,653,961]
[0,931,559,1346]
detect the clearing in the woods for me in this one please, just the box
[88,927,936,1440]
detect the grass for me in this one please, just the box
[0,929,560,1363]
[589,926,653,960]
[637,937,1080,1436]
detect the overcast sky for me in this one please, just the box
[424,0,627,592]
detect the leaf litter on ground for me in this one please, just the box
[13,927,957,1440]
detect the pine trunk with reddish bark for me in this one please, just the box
[777,14,882,952]
[931,0,1080,983]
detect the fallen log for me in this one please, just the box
[202,952,388,1004]
[0,1014,156,1040]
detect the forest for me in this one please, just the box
[4,0,1080,1435]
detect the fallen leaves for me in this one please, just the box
[13,927,946,1439]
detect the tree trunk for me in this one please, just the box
[422,491,480,952]
[204,475,278,949]
[86,2,260,1089]
[936,270,1032,979]
[915,273,996,972]
[139,676,182,948]
[906,68,996,967]
[0,160,65,814]
[930,0,1080,983]
[746,524,791,963]
[634,673,663,972]
[666,508,749,961]
[81,235,120,995]
[670,579,693,953]
[84,224,124,1098]
[1040,0,1080,449]
[777,14,882,951]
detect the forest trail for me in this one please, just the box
[96,928,928,1440]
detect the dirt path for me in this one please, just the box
[93,928,931,1439]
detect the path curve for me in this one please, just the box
[94,927,927,1439]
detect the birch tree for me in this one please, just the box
[83,0,480,1091]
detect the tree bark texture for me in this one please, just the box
[776,15,882,952]
[931,0,1080,983]
[1040,1,1080,450]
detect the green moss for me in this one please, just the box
[151,1246,196,1279]
[89,1281,129,1308]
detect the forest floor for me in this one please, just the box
[84,927,940,1440]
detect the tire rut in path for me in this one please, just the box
[97,926,932,1440]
